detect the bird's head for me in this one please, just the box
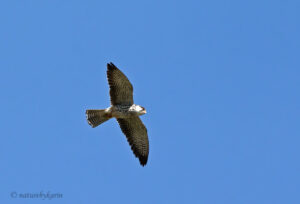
[136,105,147,115]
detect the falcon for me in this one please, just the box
[86,63,149,166]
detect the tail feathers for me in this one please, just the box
[86,109,111,128]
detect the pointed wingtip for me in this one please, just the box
[107,62,115,68]
[139,156,148,167]
[107,62,118,72]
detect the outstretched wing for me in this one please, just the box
[117,117,149,166]
[107,63,134,106]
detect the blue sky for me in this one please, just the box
[1,0,300,203]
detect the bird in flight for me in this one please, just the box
[86,63,149,166]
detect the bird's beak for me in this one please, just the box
[143,110,147,114]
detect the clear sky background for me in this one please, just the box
[1,1,299,203]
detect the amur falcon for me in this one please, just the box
[86,63,149,166]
